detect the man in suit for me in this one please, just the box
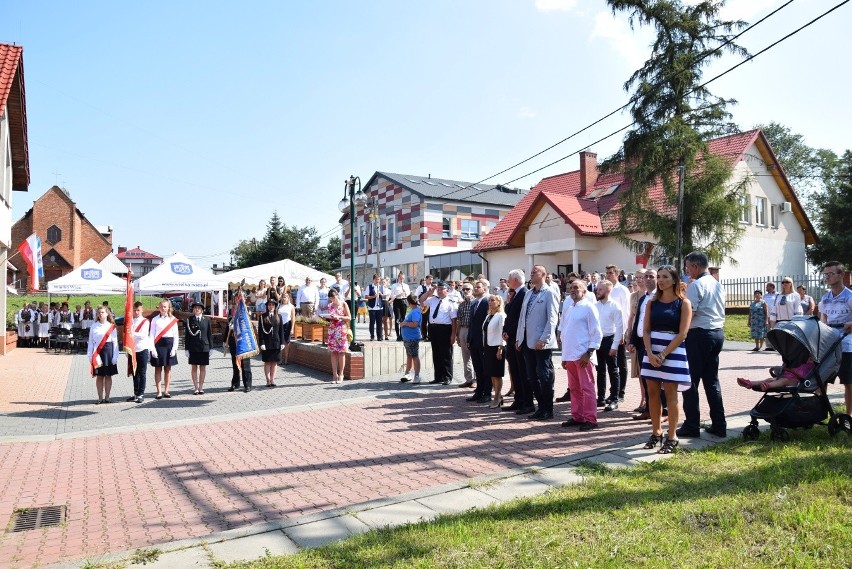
[466,279,492,403]
[501,269,530,414]
[184,302,213,395]
[517,265,560,420]
[626,268,661,419]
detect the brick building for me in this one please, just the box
[11,186,113,288]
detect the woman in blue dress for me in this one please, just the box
[748,290,768,351]
[641,265,693,454]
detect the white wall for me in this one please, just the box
[1,114,12,342]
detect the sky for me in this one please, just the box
[3,0,850,269]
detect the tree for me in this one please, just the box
[230,212,325,270]
[316,236,342,274]
[602,0,749,266]
[807,150,852,268]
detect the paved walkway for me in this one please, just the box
[0,341,838,568]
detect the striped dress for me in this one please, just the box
[641,298,691,391]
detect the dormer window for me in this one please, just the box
[47,225,62,245]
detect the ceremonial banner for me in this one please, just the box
[232,291,259,362]
[17,233,44,291]
[123,271,137,376]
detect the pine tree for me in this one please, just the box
[807,151,852,268]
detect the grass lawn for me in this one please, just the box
[5,294,162,329]
[724,313,752,342]
[221,429,851,569]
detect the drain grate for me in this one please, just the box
[8,506,66,532]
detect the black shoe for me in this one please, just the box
[458,382,474,388]
[764,347,775,351]
[502,403,521,411]
[476,395,492,404]
[528,409,545,419]
[400,377,411,383]
[441,380,450,385]
[466,395,480,402]
[676,426,700,438]
[618,395,625,402]
[532,411,553,421]
[704,426,727,438]
[579,422,600,431]
[126,396,137,402]
[561,418,583,427]
[604,400,619,412]
[596,400,606,408]
[228,387,236,392]
[244,386,252,393]
[555,392,571,403]
[515,406,535,415]
[429,379,443,384]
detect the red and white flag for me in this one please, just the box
[16,233,44,291]
[123,271,137,376]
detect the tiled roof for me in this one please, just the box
[116,247,162,261]
[474,130,762,252]
[376,172,528,207]
[0,43,29,191]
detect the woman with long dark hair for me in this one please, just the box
[258,298,283,386]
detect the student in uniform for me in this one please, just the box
[184,301,213,395]
[128,301,151,403]
[258,298,282,386]
[87,306,118,404]
[149,299,179,399]
[226,316,253,392]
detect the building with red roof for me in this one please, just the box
[116,246,163,276]
[1,43,29,354]
[474,129,816,282]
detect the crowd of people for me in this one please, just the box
[14,299,110,347]
[748,277,817,351]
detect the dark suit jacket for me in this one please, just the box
[468,297,489,349]
[631,293,650,348]
[503,287,526,341]
[257,313,282,351]
[184,316,213,352]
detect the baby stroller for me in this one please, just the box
[742,317,851,441]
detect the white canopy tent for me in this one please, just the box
[47,258,127,295]
[100,252,129,275]
[218,259,335,287]
[134,253,230,316]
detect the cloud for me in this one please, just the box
[535,0,578,13]
[517,106,536,119]
[590,11,649,70]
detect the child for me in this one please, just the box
[399,294,422,384]
[737,359,816,392]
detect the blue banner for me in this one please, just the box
[232,292,259,361]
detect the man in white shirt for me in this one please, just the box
[365,274,387,341]
[594,281,624,411]
[389,273,411,341]
[296,277,319,317]
[333,272,350,301]
[545,273,561,300]
[605,264,631,400]
[560,279,603,431]
[819,261,852,414]
[419,281,458,384]
[447,281,463,305]
[497,279,510,303]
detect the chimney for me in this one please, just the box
[580,151,598,196]
[118,246,127,254]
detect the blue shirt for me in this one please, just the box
[400,308,422,341]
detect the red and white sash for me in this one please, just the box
[90,324,116,375]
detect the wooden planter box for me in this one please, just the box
[293,321,302,339]
[300,323,328,343]
[2,330,17,355]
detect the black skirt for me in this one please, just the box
[188,351,210,365]
[483,345,506,378]
[261,349,281,363]
[93,342,118,377]
[281,321,292,343]
[152,337,178,368]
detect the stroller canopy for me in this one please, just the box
[767,317,843,383]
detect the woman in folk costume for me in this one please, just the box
[86,306,118,404]
[184,301,213,395]
[16,303,36,347]
[80,300,95,330]
[149,299,179,399]
[56,302,75,330]
[36,303,51,344]
[258,298,283,386]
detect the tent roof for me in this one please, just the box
[100,252,129,274]
[47,258,127,294]
[134,252,229,293]
[218,259,335,287]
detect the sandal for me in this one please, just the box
[658,437,679,454]
[643,433,663,449]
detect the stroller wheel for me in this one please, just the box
[742,425,760,441]
[828,414,852,437]
[770,428,790,442]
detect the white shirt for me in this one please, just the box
[278,302,294,326]
[337,279,350,299]
[560,296,602,361]
[87,320,119,365]
[497,287,509,303]
[636,290,656,339]
[296,284,320,307]
[820,288,852,352]
[149,314,179,356]
[608,281,631,336]
[366,283,386,310]
[774,292,803,321]
[131,316,153,352]
[764,291,778,319]
[389,281,411,302]
[447,289,463,305]
[595,298,624,339]
[546,281,561,299]
[686,273,726,330]
[423,296,457,325]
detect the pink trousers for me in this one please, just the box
[566,359,598,424]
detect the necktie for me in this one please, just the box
[432,299,442,320]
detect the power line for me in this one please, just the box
[429,0,799,202]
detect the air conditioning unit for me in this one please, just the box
[780,201,792,213]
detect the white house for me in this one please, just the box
[1,43,30,354]
[474,129,816,282]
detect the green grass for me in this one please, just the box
[217,429,851,569]
[724,313,752,342]
[5,294,161,330]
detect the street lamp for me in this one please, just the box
[339,175,365,349]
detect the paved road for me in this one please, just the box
[0,340,815,568]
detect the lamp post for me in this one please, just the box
[339,175,365,349]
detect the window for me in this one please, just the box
[770,204,779,229]
[46,225,62,245]
[460,219,480,240]
[385,215,397,249]
[358,222,366,253]
[755,196,767,226]
[442,217,452,238]
[738,193,751,224]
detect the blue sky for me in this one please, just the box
[3,0,849,268]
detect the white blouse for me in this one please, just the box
[86,320,119,365]
[149,315,179,343]
[131,316,153,352]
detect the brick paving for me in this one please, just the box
[0,342,836,568]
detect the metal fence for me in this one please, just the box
[720,274,825,308]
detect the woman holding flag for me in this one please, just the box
[150,299,179,399]
[86,306,118,404]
